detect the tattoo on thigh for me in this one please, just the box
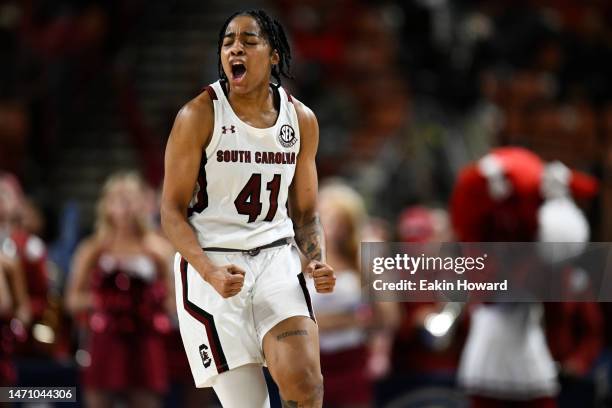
[275,329,322,407]
[281,383,324,408]
[276,330,308,341]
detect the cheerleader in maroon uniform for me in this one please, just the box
[310,182,399,408]
[66,173,171,408]
[142,185,216,407]
[0,174,49,357]
[0,253,31,389]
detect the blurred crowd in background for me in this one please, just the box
[1,0,612,407]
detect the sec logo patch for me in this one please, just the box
[278,124,297,148]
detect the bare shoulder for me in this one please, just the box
[179,89,214,121]
[0,253,16,269]
[75,236,100,255]
[290,97,318,131]
[73,236,103,265]
[172,89,215,148]
[290,97,318,156]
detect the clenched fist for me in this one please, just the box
[305,260,335,293]
[203,264,246,298]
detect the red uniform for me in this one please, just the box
[10,228,48,320]
[0,317,16,386]
[82,250,170,394]
[545,301,603,375]
[308,271,372,406]
[0,229,48,357]
[319,345,372,406]
[165,326,193,385]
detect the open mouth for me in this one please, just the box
[231,63,247,80]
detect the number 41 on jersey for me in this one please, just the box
[234,173,281,223]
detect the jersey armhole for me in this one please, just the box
[281,87,301,155]
[204,83,223,160]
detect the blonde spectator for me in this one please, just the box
[310,180,399,408]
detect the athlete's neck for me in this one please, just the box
[226,81,278,127]
[228,83,273,109]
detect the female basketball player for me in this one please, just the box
[66,173,172,408]
[161,9,335,408]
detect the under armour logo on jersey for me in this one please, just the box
[199,344,212,368]
[222,125,236,134]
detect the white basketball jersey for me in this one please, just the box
[187,80,300,249]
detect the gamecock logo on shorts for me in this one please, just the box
[278,124,297,148]
[199,344,212,368]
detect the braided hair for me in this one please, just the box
[217,9,292,85]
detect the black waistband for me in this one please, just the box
[203,237,290,256]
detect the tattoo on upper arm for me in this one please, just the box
[276,330,308,341]
[281,401,298,408]
[294,215,325,262]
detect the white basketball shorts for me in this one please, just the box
[173,242,315,388]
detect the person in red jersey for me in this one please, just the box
[66,173,172,408]
[161,9,335,407]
